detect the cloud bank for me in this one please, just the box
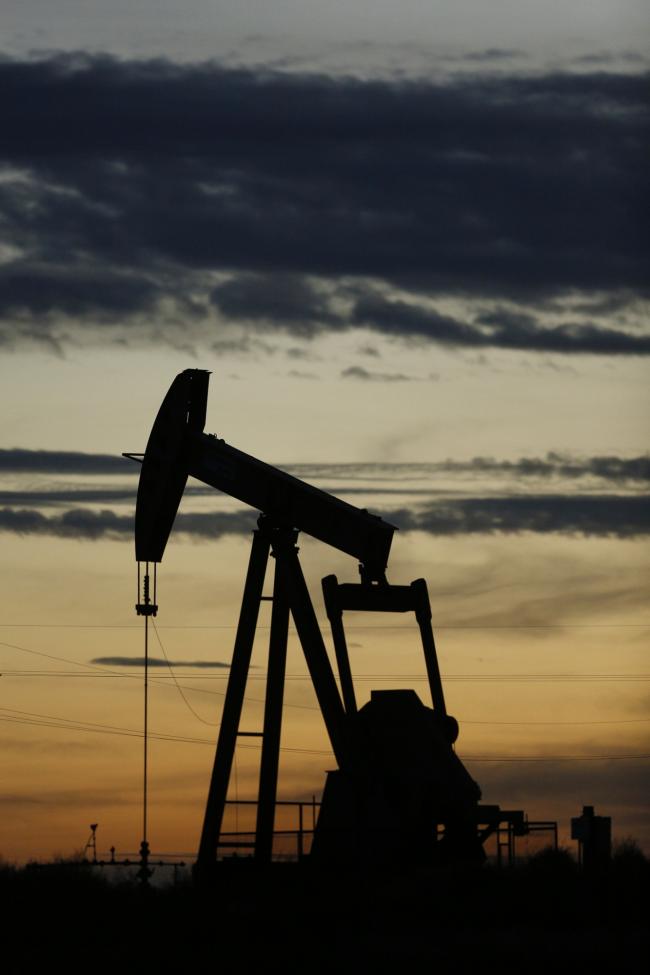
[1,55,647,353]
[1,496,646,541]
[90,656,230,668]
[2,448,649,483]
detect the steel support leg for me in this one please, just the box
[411,579,447,715]
[322,575,357,716]
[254,543,291,862]
[197,529,270,866]
[282,546,348,767]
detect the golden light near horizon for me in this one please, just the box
[2,465,648,862]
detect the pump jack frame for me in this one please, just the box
[198,518,350,866]
[196,516,450,869]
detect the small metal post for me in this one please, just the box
[84,823,98,864]
[136,562,158,883]
[298,803,304,860]
[138,839,152,886]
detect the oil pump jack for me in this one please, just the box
[129,369,485,870]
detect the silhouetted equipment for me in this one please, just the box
[571,805,611,870]
[137,838,153,886]
[129,369,487,870]
[133,561,156,887]
[311,689,482,864]
[83,823,98,864]
[474,806,558,866]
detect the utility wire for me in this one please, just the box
[3,639,649,732]
[2,641,646,684]
[4,669,649,684]
[0,708,331,755]
[2,711,648,763]
[7,669,650,681]
[0,639,316,710]
[2,687,647,726]
[1,622,648,630]
[150,618,219,727]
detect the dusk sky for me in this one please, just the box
[1,1,648,863]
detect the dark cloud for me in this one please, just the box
[0,265,161,321]
[352,293,650,355]
[469,757,650,823]
[287,369,320,380]
[1,495,646,541]
[0,55,647,352]
[464,48,525,62]
[0,448,130,474]
[441,453,650,482]
[0,489,137,505]
[0,506,258,540]
[286,346,320,360]
[90,656,229,668]
[0,506,134,539]
[2,448,648,483]
[574,50,648,65]
[289,454,650,485]
[391,495,650,539]
[340,365,416,381]
[211,273,339,334]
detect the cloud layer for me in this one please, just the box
[1,495,646,541]
[2,448,649,483]
[1,55,647,353]
[90,656,230,668]
[1,447,647,540]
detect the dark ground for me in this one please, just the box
[2,846,648,972]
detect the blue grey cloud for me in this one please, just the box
[1,495,646,540]
[2,448,647,483]
[0,55,646,353]
[90,656,230,668]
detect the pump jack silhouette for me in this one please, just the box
[128,370,516,871]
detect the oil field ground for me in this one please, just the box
[3,846,648,972]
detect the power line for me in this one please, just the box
[0,639,317,710]
[2,642,647,684]
[150,618,219,727]
[2,709,648,763]
[0,707,331,755]
[6,669,650,679]
[3,673,648,725]
[0,621,648,630]
[4,670,649,683]
[3,639,648,739]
